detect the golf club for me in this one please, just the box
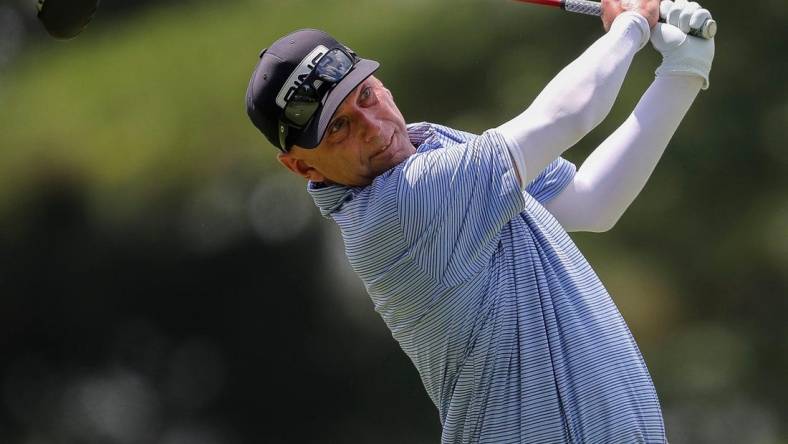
[37,0,101,40]
[514,0,717,39]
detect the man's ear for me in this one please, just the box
[277,152,326,182]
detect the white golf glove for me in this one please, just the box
[651,0,715,89]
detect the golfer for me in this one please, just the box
[246,0,714,441]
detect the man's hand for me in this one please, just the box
[651,0,715,89]
[660,0,713,35]
[602,0,660,31]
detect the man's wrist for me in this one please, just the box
[610,11,651,50]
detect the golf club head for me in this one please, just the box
[37,0,100,40]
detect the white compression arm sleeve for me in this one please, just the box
[543,75,703,232]
[497,11,650,185]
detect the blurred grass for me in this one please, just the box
[0,0,614,224]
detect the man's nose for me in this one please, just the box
[355,109,382,143]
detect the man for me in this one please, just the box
[245,0,715,441]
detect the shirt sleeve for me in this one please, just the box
[525,157,577,205]
[397,130,525,286]
[497,11,649,187]
[543,75,703,233]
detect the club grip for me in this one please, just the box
[561,0,717,39]
[691,19,717,39]
[563,0,601,16]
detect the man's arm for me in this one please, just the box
[544,76,702,232]
[544,1,715,232]
[497,2,658,186]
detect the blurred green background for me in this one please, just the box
[0,0,785,443]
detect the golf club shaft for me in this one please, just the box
[514,0,717,39]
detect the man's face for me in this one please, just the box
[277,76,415,187]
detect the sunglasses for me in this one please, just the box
[278,47,359,151]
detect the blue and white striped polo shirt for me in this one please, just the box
[308,122,665,443]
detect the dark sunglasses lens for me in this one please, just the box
[316,49,354,82]
[285,96,320,127]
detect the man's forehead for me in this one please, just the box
[339,75,378,105]
[327,77,369,117]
